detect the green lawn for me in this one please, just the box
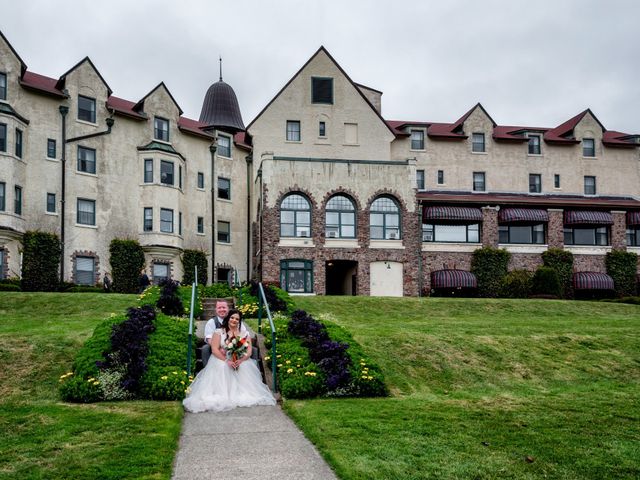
[287,296,640,480]
[0,293,183,480]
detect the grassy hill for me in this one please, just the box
[0,293,638,479]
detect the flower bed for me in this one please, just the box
[265,310,387,399]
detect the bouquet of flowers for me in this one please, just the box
[225,335,249,363]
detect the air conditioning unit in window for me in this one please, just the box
[298,228,310,237]
[327,231,338,238]
[388,232,398,240]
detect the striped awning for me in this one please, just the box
[499,208,549,223]
[564,211,614,225]
[627,211,640,225]
[431,269,478,289]
[423,206,483,222]
[573,272,614,290]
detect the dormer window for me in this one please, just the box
[583,138,595,157]
[411,130,425,150]
[528,134,541,155]
[154,117,169,142]
[472,133,485,153]
[311,77,333,104]
[0,73,6,101]
[78,95,96,123]
[217,135,231,157]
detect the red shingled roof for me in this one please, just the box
[20,71,66,98]
[603,131,639,148]
[177,117,214,140]
[234,131,252,150]
[106,96,147,120]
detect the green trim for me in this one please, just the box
[272,156,410,166]
[137,141,185,160]
[0,102,30,124]
[280,259,314,293]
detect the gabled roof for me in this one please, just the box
[19,71,67,98]
[234,131,252,150]
[603,131,640,148]
[450,103,497,132]
[492,126,549,143]
[106,96,147,120]
[56,56,113,96]
[177,117,215,140]
[543,109,604,144]
[246,46,395,136]
[0,30,27,76]
[134,82,183,116]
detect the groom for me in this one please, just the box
[201,299,247,367]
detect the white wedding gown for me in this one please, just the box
[183,329,276,413]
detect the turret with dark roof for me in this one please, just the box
[199,76,245,133]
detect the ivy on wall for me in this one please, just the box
[182,249,208,286]
[21,231,61,291]
[109,239,145,293]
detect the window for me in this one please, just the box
[144,208,153,232]
[473,172,486,192]
[179,166,182,189]
[14,186,22,215]
[499,224,545,244]
[584,176,596,195]
[197,172,204,189]
[528,135,541,155]
[564,226,608,246]
[0,72,6,100]
[179,212,182,235]
[280,259,313,293]
[311,77,333,104]
[144,159,153,183]
[554,174,561,189]
[319,121,326,137]
[46,193,56,213]
[78,95,96,123]
[154,117,169,142]
[627,228,640,247]
[217,267,232,284]
[160,160,174,185]
[472,133,485,152]
[75,256,95,285]
[370,196,401,240]
[423,223,480,243]
[286,121,301,142]
[15,129,22,158]
[153,263,169,285]
[0,123,6,152]
[197,216,204,234]
[218,177,231,200]
[0,182,4,210]
[217,135,231,157]
[77,198,95,225]
[77,146,96,174]
[416,170,425,190]
[411,130,425,150]
[160,208,173,233]
[280,193,311,237]
[583,138,595,157]
[344,123,358,144]
[529,174,541,193]
[437,170,444,185]
[47,139,56,159]
[217,220,230,243]
[325,194,356,238]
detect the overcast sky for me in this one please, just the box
[2,0,639,133]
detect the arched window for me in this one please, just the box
[280,193,311,237]
[370,196,401,240]
[325,194,356,238]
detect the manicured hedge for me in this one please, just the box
[542,248,574,298]
[471,247,511,298]
[109,239,145,293]
[21,231,61,291]
[182,249,208,286]
[606,250,638,297]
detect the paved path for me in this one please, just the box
[172,405,338,480]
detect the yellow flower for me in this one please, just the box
[161,376,168,380]
[287,368,293,373]
[277,364,283,368]
[180,381,185,385]
[285,360,291,364]
[172,371,178,375]
[367,376,374,380]
[93,381,100,386]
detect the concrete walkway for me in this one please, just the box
[172,405,338,480]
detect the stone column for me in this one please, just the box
[611,211,627,251]
[547,209,564,248]
[482,206,498,247]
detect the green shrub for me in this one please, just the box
[532,266,561,297]
[542,248,574,298]
[0,283,21,292]
[602,296,640,305]
[500,269,533,298]
[202,283,234,299]
[471,247,511,298]
[182,249,208,286]
[605,250,638,297]
[109,239,145,293]
[0,277,21,286]
[72,314,125,378]
[59,374,103,403]
[21,231,61,291]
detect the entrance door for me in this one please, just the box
[370,261,403,296]
[325,260,358,295]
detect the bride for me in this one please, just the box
[183,308,276,413]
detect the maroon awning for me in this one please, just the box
[573,272,614,290]
[431,270,477,289]
[423,206,482,222]
[499,208,548,223]
[564,211,614,225]
[627,211,640,226]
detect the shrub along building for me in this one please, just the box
[1,30,639,294]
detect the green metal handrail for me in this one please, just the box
[257,283,277,392]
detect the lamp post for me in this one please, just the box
[209,141,217,284]
[58,105,68,284]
